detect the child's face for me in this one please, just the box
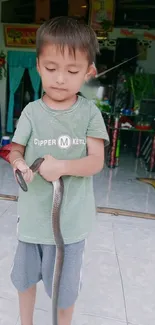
[37,44,95,102]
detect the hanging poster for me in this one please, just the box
[89,0,114,31]
[4,24,39,48]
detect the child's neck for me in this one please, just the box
[42,94,78,110]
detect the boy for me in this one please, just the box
[9,16,109,325]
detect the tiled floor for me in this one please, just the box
[94,152,155,214]
[0,153,155,325]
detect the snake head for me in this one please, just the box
[15,169,28,192]
[15,158,45,192]
[29,158,45,172]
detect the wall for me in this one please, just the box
[0,22,155,134]
[97,28,155,74]
[107,28,155,74]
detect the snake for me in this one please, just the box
[15,157,64,325]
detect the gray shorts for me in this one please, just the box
[10,239,86,309]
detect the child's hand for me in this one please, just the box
[38,155,63,182]
[13,158,34,183]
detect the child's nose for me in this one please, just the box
[56,73,65,84]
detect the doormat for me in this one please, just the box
[97,207,155,220]
[0,193,155,220]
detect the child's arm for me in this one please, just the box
[61,136,104,177]
[9,104,34,183]
[9,143,34,183]
[9,142,25,165]
[38,136,104,182]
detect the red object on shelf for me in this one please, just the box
[135,125,152,130]
[119,116,134,128]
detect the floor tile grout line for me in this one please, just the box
[0,204,12,218]
[80,312,127,323]
[112,222,129,325]
[15,315,19,325]
[115,253,154,263]
[97,217,155,227]
[128,323,144,325]
[0,201,16,218]
[88,246,155,264]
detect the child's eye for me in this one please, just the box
[46,68,55,72]
[68,71,79,74]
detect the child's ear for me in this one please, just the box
[84,63,97,81]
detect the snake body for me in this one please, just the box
[15,157,64,325]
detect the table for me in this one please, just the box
[107,114,155,171]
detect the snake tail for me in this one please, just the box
[52,177,64,325]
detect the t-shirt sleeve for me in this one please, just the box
[12,104,32,146]
[86,102,110,147]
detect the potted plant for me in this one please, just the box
[124,73,155,112]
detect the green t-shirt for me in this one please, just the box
[12,95,109,244]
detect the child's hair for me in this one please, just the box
[36,16,100,64]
